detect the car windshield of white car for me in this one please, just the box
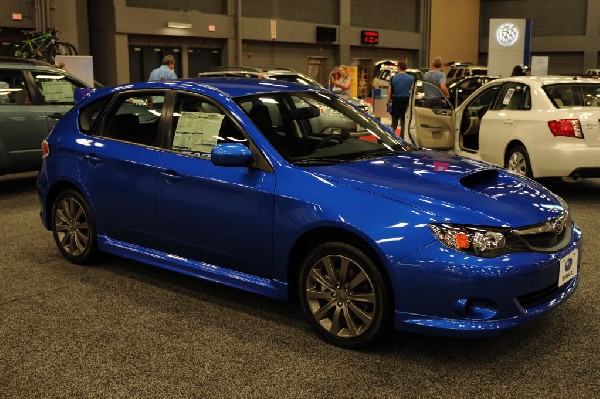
[234,91,407,165]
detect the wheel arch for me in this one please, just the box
[504,139,535,177]
[286,227,395,305]
[43,180,88,228]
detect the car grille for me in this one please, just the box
[513,211,571,252]
[519,229,567,249]
[516,283,561,309]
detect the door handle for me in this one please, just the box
[84,154,101,164]
[504,119,514,125]
[160,170,182,182]
[48,112,64,119]
[419,123,443,129]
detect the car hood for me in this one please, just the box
[308,150,563,227]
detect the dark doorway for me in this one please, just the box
[129,46,182,82]
[188,48,222,77]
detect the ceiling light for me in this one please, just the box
[167,22,192,29]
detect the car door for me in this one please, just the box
[407,81,455,149]
[0,69,48,171]
[156,91,276,278]
[456,83,503,153]
[478,82,529,166]
[78,90,167,249]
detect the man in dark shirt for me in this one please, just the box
[386,60,414,138]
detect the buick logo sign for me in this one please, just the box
[496,23,519,47]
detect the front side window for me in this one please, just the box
[31,71,85,105]
[102,92,164,146]
[0,70,32,105]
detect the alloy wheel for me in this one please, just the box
[507,151,527,176]
[54,196,91,257]
[305,254,376,338]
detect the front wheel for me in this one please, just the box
[505,145,533,178]
[51,189,98,264]
[298,242,391,349]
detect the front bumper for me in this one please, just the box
[390,225,582,337]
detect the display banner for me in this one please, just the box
[488,19,531,77]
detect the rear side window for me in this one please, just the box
[79,97,111,133]
[31,71,86,105]
[102,92,165,147]
[170,93,246,157]
[493,83,530,111]
[545,84,600,108]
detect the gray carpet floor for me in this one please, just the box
[1,172,599,398]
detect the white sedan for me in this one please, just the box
[405,76,600,179]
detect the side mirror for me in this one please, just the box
[211,143,253,166]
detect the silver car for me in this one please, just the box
[0,57,89,175]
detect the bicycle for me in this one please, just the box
[11,28,78,64]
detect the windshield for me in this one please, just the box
[234,91,412,165]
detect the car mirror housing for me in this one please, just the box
[211,143,254,166]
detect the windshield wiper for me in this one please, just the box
[353,149,400,161]
[291,157,351,166]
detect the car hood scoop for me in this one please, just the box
[308,150,563,227]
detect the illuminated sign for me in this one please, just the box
[361,30,379,45]
[496,23,519,47]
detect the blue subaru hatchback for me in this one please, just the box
[37,78,581,348]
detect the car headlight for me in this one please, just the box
[429,224,526,257]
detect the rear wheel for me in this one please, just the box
[45,42,78,64]
[506,145,532,177]
[298,242,391,349]
[51,189,98,264]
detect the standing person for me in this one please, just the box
[331,65,352,97]
[386,60,414,138]
[423,56,449,107]
[148,55,177,81]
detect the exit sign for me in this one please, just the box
[361,30,379,45]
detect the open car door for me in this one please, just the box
[406,81,455,150]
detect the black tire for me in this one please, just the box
[51,189,98,264]
[505,145,533,178]
[45,42,78,64]
[298,242,391,349]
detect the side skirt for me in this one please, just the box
[97,236,289,301]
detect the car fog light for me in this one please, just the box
[452,298,498,320]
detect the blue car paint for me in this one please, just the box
[37,78,581,337]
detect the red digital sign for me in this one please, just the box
[361,30,379,45]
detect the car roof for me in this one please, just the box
[81,77,320,104]
[0,56,59,70]
[493,75,600,86]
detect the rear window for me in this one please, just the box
[544,84,600,108]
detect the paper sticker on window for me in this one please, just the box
[41,80,74,103]
[173,112,224,153]
[502,88,515,105]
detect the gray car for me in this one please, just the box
[0,57,89,175]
